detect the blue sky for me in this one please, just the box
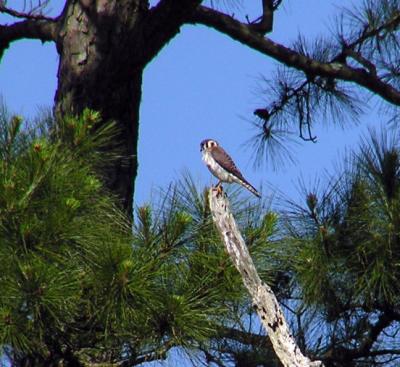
[0,0,378,209]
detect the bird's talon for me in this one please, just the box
[212,183,224,197]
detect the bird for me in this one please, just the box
[200,138,261,198]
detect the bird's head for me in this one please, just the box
[200,139,218,152]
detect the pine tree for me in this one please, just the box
[0,107,279,365]
[279,128,400,366]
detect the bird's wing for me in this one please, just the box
[211,145,261,198]
[210,145,247,182]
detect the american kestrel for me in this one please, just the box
[200,139,261,198]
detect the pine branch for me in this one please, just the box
[247,0,274,34]
[0,3,55,21]
[218,326,272,347]
[321,312,395,363]
[143,0,203,64]
[208,187,324,367]
[118,345,171,367]
[367,349,400,357]
[188,6,400,106]
[337,8,400,57]
[0,18,57,59]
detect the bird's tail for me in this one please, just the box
[241,179,261,198]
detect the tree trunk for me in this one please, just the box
[54,0,149,214]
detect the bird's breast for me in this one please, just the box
[202,150,233,182]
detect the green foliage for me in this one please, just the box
[286,129,400,308]
[0,106,279,365]
[280,128,400,364]
[0,106,139,361]
[132,177,270,342]
[250,0,400,168]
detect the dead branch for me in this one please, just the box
[208,187,324,367]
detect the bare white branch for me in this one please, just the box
[208,187,324,367]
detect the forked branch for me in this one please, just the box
[247,0,274,34]
[208,188,324,367]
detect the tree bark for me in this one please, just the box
[53,0,149,214]
[51,0,202,214]
[0,0,203,215]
